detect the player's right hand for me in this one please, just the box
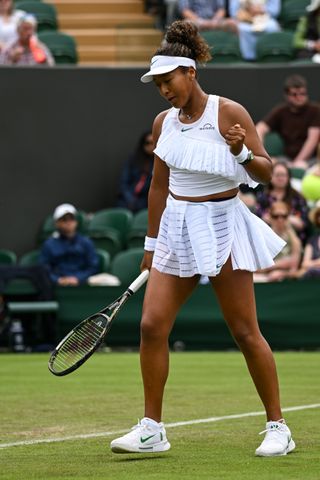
[141,251,153,272]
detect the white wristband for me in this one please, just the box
[144,236,157,252]
[233,145,249,164]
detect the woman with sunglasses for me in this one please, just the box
[254,201,302,282]
[256,161,309,244]
[111,20,295,457]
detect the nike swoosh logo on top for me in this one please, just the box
[140,434,157,443]
[181,127,193,132]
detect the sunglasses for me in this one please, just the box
[287,90,307,98]
[271,214,288,219]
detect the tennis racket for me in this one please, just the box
[48,269,149,376]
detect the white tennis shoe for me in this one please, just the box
[110,417,171,453]
[255,421,295,456]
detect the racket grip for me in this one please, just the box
[128,269,149,294]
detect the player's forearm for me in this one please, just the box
[294,128,320,162]
[243,154,273,185]
[147,184,168,238]
[294,139,318,162]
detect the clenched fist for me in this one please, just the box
[224,123,246,156]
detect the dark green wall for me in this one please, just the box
[55,279,320,350]
[1,64,319,255]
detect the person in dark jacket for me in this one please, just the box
[40,203,99,286]
[117,131,154,212]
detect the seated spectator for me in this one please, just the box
[301,143,320,203]
[165,0,180,26]
[145,0,167,29]
[39,203,99,286]
[297,200,320,278]
[229,0,281,60]
[254,201,302,282]
[0,0,25,53]
[178,0,238,33]
[256,161,310,244]
[256,75,320,169]
[117,131,154,212]
[293,0,320,61]
[0,13,54,66]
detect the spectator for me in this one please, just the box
[39,203,99,286]
[145,0,167,29]
[301,143,320,203]
[117,131,154,212]
[298,200,320,278]
[0,13,54,66]
[178,0,238,32]
[0,0,25,52]
[254,201,302,282]
[256,161,310,244]
[229,0,281,60]
[256,74,320,169]
[293,0,320,61]
[165,0,180,26]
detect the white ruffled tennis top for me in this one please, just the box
[154,94,258,196]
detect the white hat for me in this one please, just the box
[307,0,320,12]
[18,13,37,27]
[140,55,196,83]
[53,203,77,221]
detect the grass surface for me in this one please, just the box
[0,352,319,479]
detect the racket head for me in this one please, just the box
[48,312,111,376]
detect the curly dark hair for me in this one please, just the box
[155,20,212,64]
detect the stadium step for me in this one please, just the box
[49,0,162,65]
[53,0,144,15]
[58,13,155,29]
[65,28,162,47]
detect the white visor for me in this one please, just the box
[140,55,196,83]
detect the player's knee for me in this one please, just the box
[232,328,262,350]
[140,313,170,342]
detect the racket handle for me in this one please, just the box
[127,269,149,294]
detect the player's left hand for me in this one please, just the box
[225,123,246,156]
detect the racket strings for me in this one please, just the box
[51,318,106,373]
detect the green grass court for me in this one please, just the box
[1,352,319,480]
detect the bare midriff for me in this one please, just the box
[169,187,239,202]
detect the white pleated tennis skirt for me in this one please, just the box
[152,195,286,277]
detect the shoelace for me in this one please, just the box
[131,419,149,432]
[259,423,287,436]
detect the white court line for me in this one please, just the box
[1,403,319,450]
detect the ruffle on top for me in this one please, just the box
[154,107,259,189]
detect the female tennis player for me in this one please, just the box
[111,20,295,457]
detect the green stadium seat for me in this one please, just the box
[279,0,309,31]
[0,249,17,265]
[19,249,40,266]
[38,31,78,64]
[110,248,145,285]
[88,208,133,250]
[256,31,295,62]
[4,250,40,295]
[96,248,111,273]
[264,132,284,157]
[290,167,305,180]
[201,30,242,63]
[127,209,148,248]
[15,1,58,31]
